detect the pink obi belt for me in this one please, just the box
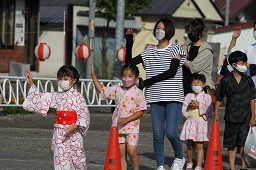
[55,111,77,125]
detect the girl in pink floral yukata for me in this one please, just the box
[23,65,90,170]
[91,63,147,170]
[180,73,213,170]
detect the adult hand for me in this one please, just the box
[24,69,34,87]
[232,27,241,39]
[126,28,135,41]
[135,77,144,90]
[126,28,133,34]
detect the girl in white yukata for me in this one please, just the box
[91,63,147,170]
[23,65,90,170]
[180,73,213,170]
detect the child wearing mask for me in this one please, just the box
[91,63,147,170]
[23,65,90,170]
[214,51,256,170]
[180,73,213,170]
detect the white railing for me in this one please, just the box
[0,76,122,107]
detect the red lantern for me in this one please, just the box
[116,47,126,64]
[34,43,51,61]
[76,44,91,61]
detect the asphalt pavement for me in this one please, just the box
[0,107,252,170]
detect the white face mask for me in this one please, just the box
[192,86,203,94]
[58,80,71,91]
[155,29,165,40]
[253,31,256,40]
[236,64,247,73]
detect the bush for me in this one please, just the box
[3,106,56,115]
[3,106,32,115]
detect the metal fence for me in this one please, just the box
[0,76,122,107]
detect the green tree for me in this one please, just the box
[96,0,151,79]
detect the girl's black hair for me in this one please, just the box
[57,65,80,84]
[187,18,205,35]
[153,17,175,41]
[191,73,206,84]
[121,64,139,77]
[228,51,247,65]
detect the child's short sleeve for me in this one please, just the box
[134,90,147,112]
[100,85,119,100]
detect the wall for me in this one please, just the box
[0,46,25,73]
[37,31,64,77]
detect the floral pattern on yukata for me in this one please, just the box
[23,84,90,170]
[180,91,213,142]
[101,85,147,134]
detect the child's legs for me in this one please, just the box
[70,133,87,170]
[54,146,71,170]
[53,128,72,170]
[237,120,250,168]
[126,133,139,170]
[223,121,241,169]
[119,135,127,170]
[186,140,194,163]
[239,146,247,168]
[228,147,236,169]
[195,142,204,168]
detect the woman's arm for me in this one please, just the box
[125,34,143,65]
[143,57,181,87]
[186,47,212,73]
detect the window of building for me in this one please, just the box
[0,0,15,48]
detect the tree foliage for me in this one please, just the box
[97,0,152,21]
[95,0,152,79]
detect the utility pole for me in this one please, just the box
[113,0,125,79]
[225,0,229,26]
[86,0,96,79]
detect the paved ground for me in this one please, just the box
[0,107,252,170]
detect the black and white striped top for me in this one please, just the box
[141,43,186,103]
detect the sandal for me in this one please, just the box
[185,163,193,170]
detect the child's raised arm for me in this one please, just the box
[24,69,34,87]
[91,64,103,93]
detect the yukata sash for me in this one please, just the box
[55,111,77,125]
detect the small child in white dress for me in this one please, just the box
[180,73,213,170]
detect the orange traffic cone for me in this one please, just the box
[104,126,121,170]
[204,121,223,170]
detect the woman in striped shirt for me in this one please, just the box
[126,18,187,170]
